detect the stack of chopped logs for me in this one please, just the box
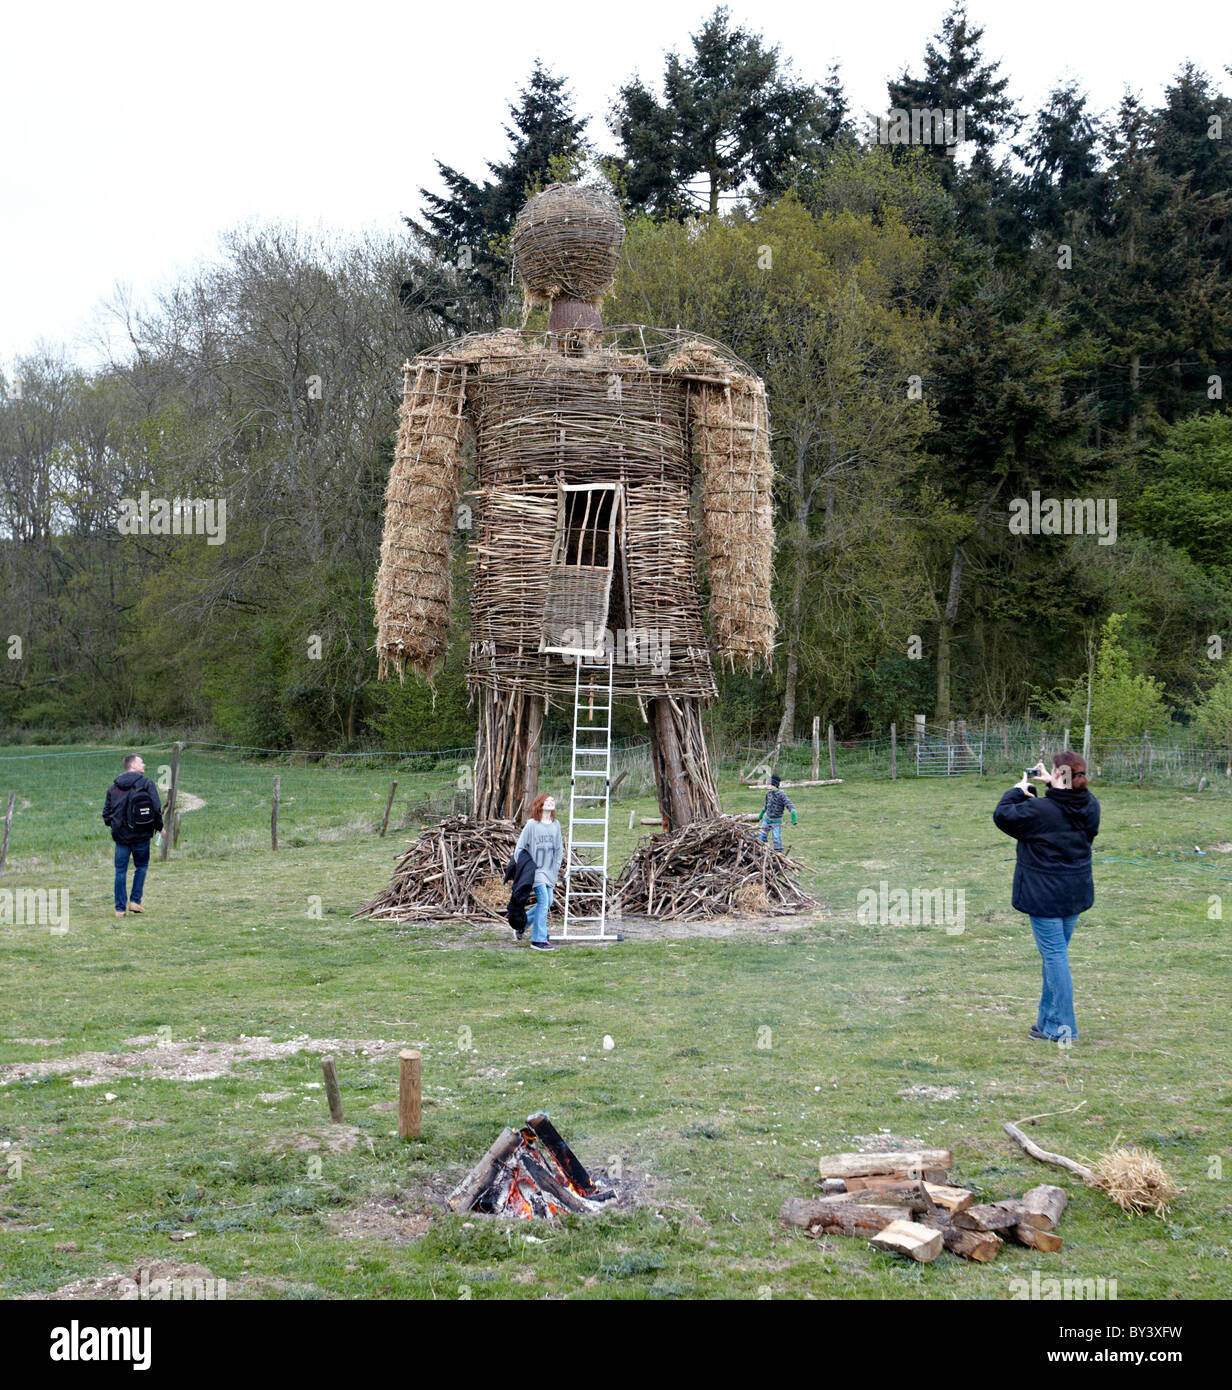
[614,816,816,920]
[779,1148,1069,1264]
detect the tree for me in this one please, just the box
[1042,613,1171,741]
[1191,660,1232,767]
[609,6,836,217]
[885,2,1020,178]
[1016,82,1106,241]
[405,63,587,306]
[1131,412,1232,571]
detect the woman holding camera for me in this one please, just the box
[993,751,1100,1042]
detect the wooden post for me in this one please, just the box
[890,724,898,781]
[398,1049,422,1139]
[160,741,182,862]
[321,1055,343,1122]
[914,714,926,743]
[1140,730,1149,786]
[1063,726,1070,751]
[827,724,837,780]
[172,811,181,849]
[1002,723,1011,760]
[271,775,280,851]
[811,717,820,781]
[0,791,14,873]
[379,780,398,837]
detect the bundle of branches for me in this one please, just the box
[356,816,521,922]
[614,815,816,920]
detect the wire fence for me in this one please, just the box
[0,737,657,867]
[1,719,1227,870]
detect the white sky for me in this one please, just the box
[1,0,1228,368]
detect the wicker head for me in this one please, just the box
[512,183,625,305]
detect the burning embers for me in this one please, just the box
[447,1112,615,1220]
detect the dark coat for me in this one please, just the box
[102,771,164,845]
[503,848,537,935]
[993,785,1100,918]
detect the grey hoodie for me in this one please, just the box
[514,817,564,887]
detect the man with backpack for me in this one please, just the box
[102,754,163,921]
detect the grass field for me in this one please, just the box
[1,764,1230,1300]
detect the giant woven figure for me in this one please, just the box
[376,183,775,831]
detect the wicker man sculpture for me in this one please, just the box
[375,183,775,832]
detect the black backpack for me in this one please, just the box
[118,781,157,837]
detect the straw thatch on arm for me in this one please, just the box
[375,357,469,682]
[666,341,776,673]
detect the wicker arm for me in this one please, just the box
[375,358,469,682]
[689,369,777,672]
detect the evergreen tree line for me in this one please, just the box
[2,4,1231,752]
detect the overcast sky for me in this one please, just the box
[2,0,1228,369]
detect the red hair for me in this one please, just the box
[530,792,556,821]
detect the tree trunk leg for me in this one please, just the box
[649,697,721,832]
[473,686,535,822]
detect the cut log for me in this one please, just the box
[924,1182,974,1213]
[526,1111,596,1193]
[869,1219,944,1263]
[929,1219,1003,1263]
[447,1126,520,1212]
[779,1198,903,1237]
[818,1149,952,1181]
[821,1177,847,1195]
[952,1200,1027,1233]
[1019,1184,1068,1231]
[811,1182,934,1216]
[1013,1222,1063,1253]
[845,1170,949,1192]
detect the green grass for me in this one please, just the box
[1,773,1230,1299]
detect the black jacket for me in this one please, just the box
[502,848,537,934]
[993,785,1100,918]
[103,771,164,845]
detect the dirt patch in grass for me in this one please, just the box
[386,911,826,950]
[0,1035,405,1088]
[329,1195,433,1245]
[265,1124,367,1156]
[896,1085,961,1101]
[24,1260,217,1300]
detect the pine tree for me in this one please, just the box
[885,2,1019,179]
[404,63,587,306]
[609,6,837,218]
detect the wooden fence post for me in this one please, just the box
[1002,723,1011,760]
[271,775,280,851]
[172,811,181,849]
[380,780,398,837]
[914,714,926,743]
[321,1055,344,1123]
[0,791,14,873]
[399,1049,422,1139]
[890,724,898,781]
[811,717,820,781]
[1063,726,1070,751]
[160,740,182,862]
[1140,730,1149,786]
[827,724,837,780]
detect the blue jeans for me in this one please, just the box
[114,839,150,912]
[529,883,553,943]
[759,820,783,850]
[1029,914,1079,1040]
